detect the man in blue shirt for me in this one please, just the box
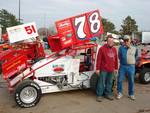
[117,35,138,100]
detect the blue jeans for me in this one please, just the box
[117,64,135,95]
[96,71,114,97]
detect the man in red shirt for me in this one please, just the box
[96,35,118,102]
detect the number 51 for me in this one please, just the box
[24,25,36,34]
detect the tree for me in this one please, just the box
[0,9,22,33]
[120,16,138,35]
[102,18,116,34]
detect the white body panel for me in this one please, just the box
[9,68,33,86]
[31,56,95,94]
[12,44,101,94]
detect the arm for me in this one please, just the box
[118,46,121,60]
[96,47,103,71]
[135,48,138,60]
[115,48,118,70]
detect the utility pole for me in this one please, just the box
[0,25,2,41]
[19,0,21,23]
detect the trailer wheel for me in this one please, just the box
[139,68,150,84]
[15,80,41,108]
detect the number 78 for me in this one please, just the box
[74,12,101,39]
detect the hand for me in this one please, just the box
[114,70,118,74]
[113,70,118,78]
[96,70,100,75]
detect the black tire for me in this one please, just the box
[139,68,150,84]
[0,62,2,74]
[90,72,116,94]
[90,73,98,92]
[14,79,42,108]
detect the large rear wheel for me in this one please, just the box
[15,80,41,108]
[90,73,98,92]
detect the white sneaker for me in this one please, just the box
[129,95,136,100]
[117,93,123,99]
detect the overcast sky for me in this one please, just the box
[0,0,150,31]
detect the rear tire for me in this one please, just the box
[90,73,98,92]
[14,79,41,108]
[0,62,2,74]
[139,68,150,84]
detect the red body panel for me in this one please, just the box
[0,43,12,52]
[48,35,62,52]
[56,19,75,48]
[48,10,103,52]
[0,49,15,62]
[71,13,92,43]
[86,10,104,37]
[2,55,27,80]
[0,42,45,63]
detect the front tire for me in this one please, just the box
[139,68,150,84]
[15,80,41,108]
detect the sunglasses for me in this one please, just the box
[124,39,129,42]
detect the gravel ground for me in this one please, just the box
[0,46,149,113]
[0,74,150,113]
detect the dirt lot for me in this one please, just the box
[0,75,150,113]
[0,46,150,113]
